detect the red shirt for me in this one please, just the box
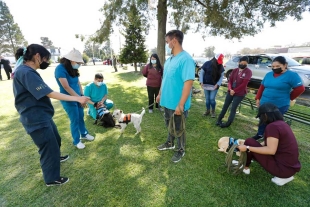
[228,68,252,96]
[142,64,163,88]
[265,120,301,172]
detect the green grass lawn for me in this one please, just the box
[0,64,309,207]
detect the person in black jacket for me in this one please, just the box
[0,56,12,80]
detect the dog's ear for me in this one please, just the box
[120,110,123,113]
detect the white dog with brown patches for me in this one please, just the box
[218,136,245,156]
[112,108,145,134]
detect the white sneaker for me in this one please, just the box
[81,134,94,141]
[232,160,250,174]
[149,109,153,113]
[271,176,294,186]
[76,142,85,149]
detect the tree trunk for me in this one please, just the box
[157,0,167,66]
[134,62,137,72]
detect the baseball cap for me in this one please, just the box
[215,53,224,64]
[63,48,84,63]
[256,103,280,118]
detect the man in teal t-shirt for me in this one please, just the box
[156,30,195,163]
[84,73,114,120]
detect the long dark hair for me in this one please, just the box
[60,57,80,77]
[258,103,284,125]
[149,53,163,72]
[15,44,51,62]
[210,57,222,83]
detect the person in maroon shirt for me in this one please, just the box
[237,103,301,186]
[142,54,163,113]
[217,56,252,128]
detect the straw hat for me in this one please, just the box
[63,48,84,63]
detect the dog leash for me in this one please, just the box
[130,103,155,114]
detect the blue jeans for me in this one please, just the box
[257,105,290,136]
[204,89,219,110]
[61,102,88,145]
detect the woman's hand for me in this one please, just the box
[77,96,90,105]
[256,99,260,108]
[214,84,219,90]
[238,145,247,152]
[230,90,235,96]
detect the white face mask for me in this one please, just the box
[96,82,103,86]
[165,43,172,55]
[151,59,156,64]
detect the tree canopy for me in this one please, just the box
[119,2,148,72]
[0,0,27,55]
[204,46,215,58]
[96,0,310,64]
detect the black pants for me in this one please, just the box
[147,86,160,109]
[29,120,61,183]
[113,64,118,72]
[218,93,244,123]
[0,68,10,80]
[164,108,188,150]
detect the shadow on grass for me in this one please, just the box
[116,71,144,83]
[1,83,310,206]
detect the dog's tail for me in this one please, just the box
[140,107,145,117]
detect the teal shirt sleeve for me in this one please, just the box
[55,64,66,78]
[84,84,91,98]
[290,71,303,88]
[181,58,195,82]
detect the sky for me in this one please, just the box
[4,0,310,57]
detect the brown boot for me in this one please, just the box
[203,110,210,116]
[211,110,216,118]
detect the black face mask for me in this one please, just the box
[40,61,50,69]
[272,67,282,74]
[238,64,247,69]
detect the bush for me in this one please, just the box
[83,53,89,63]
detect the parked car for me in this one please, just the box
[293,57,310,65]
[103,59,111,65]
[224,54,310,90]
[193,57,208,77]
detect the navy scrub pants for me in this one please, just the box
[29,119,61,183]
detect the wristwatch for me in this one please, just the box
[246,146,250,152]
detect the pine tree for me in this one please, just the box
[0,0,27,55]
[119,3,148,72]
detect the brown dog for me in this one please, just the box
[218,136,245,156]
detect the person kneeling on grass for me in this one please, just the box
[84,73,114,120]
[236,103,301,186]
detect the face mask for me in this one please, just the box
[96,82,103,86]
[165,43,172,55]
[40,61,49,69]
[72,63,80,70]
[272,67,282,74]
[151,59,156,64]
[238,64,247,69]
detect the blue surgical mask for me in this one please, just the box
[165,43,172,55]
[151,59,156,64]
[72,63,80,70]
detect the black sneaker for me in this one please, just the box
[157,142,175,151]
[46,177,69,186]
[60,155,69,163]
[252,134,263,140]
[171,149,185,163]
